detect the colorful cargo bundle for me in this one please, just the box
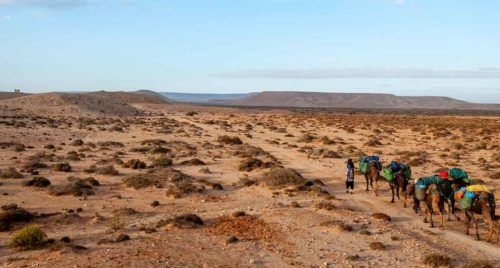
[455,185,490,210]
[358,155,381,174]
[384,160,412,182]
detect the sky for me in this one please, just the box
[1,0,499,103]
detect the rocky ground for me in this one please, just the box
[0,101,498,267]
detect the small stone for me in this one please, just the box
[226,236,239,244]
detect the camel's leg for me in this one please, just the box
[374,179,379,197]
[465,211,472,235]
[396,182,400,200]
[422,202,433,227]
[390,183,395,203]
[365,174,369,191]
[471,213,480,240]
[487,222,494,243]
[446,200,453,221]
[432,197,443,228]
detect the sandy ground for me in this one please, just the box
[0,103,499,268]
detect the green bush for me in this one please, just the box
[152,156,173,168]
[9,225,47,250]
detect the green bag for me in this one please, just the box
[358,157,368,174]
[449,168,468,180]
[458,197,473,210]
[403,165,412,178]
[419,176,443,187]
[383,168,394,182]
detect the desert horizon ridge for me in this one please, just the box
[0,90,498,267]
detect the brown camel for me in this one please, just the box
[364,160,379,192]
[462,192,499,243]
[404,181,421,213]
[420,184,445,228]
[387,169,410,203]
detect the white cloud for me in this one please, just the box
[216,67,500,79]
[0,0,89,9]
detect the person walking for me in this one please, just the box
[346,159,355,194]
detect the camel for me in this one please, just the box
[420,184,445,228]
[461,192,499,242]
[387,169,410,203]
[363,160,379,192]
[404,181,421,213]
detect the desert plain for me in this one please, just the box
[0,92,498,268]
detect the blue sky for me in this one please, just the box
[1,0,499,103]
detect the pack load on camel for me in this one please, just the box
[383,160,411,182]
[358,155,381,174]
[455,185,491,211]
[415,175,452,201]
[440,167,468,183]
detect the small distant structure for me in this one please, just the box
[14,89,21,94]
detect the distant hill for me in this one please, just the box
[0,91,169,116]
[135,90,173,102]
[225,91,500,111]
[160,92,253,103]
[0,91,31,100]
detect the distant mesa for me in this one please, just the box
[0,90,170,116]
[222,91,500,111]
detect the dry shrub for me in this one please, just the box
[152,156,173,168]
[0,206,34,232]
[462,260,493,268]
[179,158,205,166]
[156,213,203,228]
[345,254,360,261]
[97,141,124,147]
[309,148,341,159]
[52,163,72,172]
[238,177,256,187]
[48,178,94,196]
[450,142,465,150]
[96,165,119,175]
[23,159,48,171]
[217,135,243,145]
[66,151,81,161]
[364,138,382,147]
[320,220,353,231]
[0,167,24,179]
[489,171,500,180]
[70,139,84,146]
[372,212,391,222]
[108,217,126,232]
[368,242,386,250]
[123,168,193,190]
[23,177,51,187]
[233,144,268,158]
[113,207,138,217]
[262,167,307,188]
[422,253,451,267]
[84,177,100,186]
[315,201,336,211]
[297,134,316,143]
[122,159,147,169]
[123,173,161,189]
[148,146,170,154]
[8,225,48,250]
[166,180,204,198]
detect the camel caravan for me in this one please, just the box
[357,156,500,244]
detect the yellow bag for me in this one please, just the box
[466,185,490,193]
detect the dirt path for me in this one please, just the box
[178,115,500,263]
